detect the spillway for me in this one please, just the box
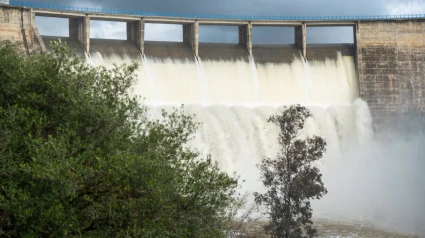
[83,39,368,190]
[84,39,364,174]
[87,41,358,106]
[41,36,425,236]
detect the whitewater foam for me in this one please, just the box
[90,49,365,176]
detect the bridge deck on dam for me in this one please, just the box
[7,0,425,23]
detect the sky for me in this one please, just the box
[33,0,425,44]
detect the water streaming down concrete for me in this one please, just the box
[41,37,424,236]
[89,42,356,162]
[86,39,367,192]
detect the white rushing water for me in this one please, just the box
[93,52,357,106]
[90,49,425,237]
[91,51,363,175]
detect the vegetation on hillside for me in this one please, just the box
[0,41,238,237]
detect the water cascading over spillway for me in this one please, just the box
[88,41,371,196]
[63,39,425,235]
[38,31,424,235]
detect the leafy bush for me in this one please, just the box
[0,41,237,237]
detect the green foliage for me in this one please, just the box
[0,41,237,237]
[254,105,327,238]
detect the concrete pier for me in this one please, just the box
[183,21,198,57]
[294,23,306,59]
[238,23,252,58]
[30,9,46,53]
[127,19,144,54]
[69,16,90,53]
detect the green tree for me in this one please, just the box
[254,105,327,238]
[0,41,237,237]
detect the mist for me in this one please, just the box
[313,120,425,236]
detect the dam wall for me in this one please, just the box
[357,21,425,128]
[0,5,45,54]
[1,3,425,129]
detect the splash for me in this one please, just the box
[84,51,94,66]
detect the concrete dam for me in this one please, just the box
[1,2,425,235]
[1,3,425,128]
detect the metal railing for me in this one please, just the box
[8,0,425,21]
